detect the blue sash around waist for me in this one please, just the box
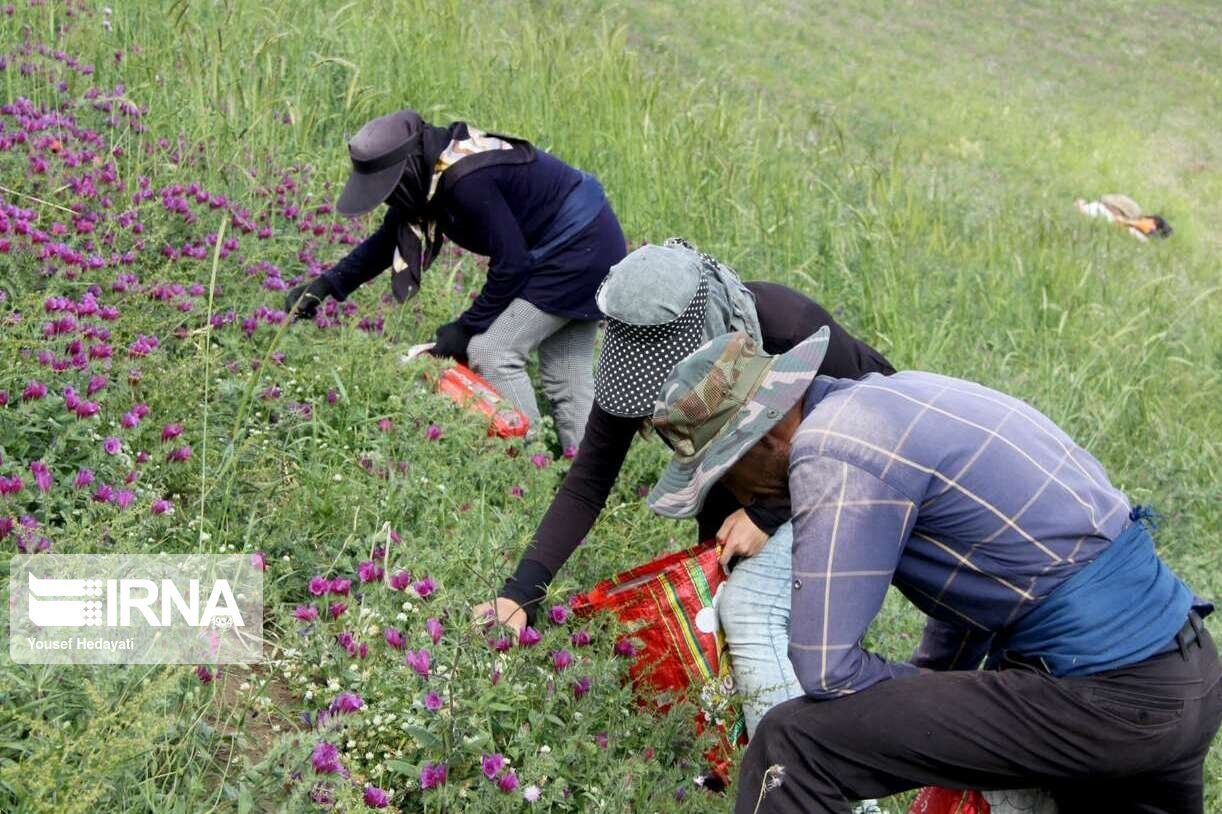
[527,172,606,266]
[999,513,1194,677]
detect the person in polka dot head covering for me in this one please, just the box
[474,237,896,737]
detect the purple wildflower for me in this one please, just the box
[424,423,442,441]
[102,436,121,455]
[425,617,443,645]
[293,604,319,622]
[307,575,328,595]
[249,551,267,571]
[356,560,383,583]
[552,649,573,671]
[150,498,173,515]
[383,627,404,649]
[411,576,436,599]
[614,638,639,658]
[571,629,592,647]
[547,604,569,625]
[420,762,447,790]
[497,770,520,793]
[573,676,591,699]
[311,741,343,775]
[362,785,389,809]
[328,691,364,714]
[424,691,443,712]
[404,649,430,678]
[29,460,51,492]
[481,753,505,780]
[518,627,542,648]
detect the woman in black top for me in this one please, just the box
[286,108,626,451]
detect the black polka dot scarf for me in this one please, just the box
[594,274,709,418]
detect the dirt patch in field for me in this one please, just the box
[207,663,304,769]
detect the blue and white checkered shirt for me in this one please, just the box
[788,371,1133,699]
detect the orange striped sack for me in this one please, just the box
[572,541,746,780]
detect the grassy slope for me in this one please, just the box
[0,0,1218,810]
[618,0,1222,801]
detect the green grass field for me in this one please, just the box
[0,0,1218,811]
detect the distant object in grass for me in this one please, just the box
[402,353,530,438]
[1074,194,1172,241]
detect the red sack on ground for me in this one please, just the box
[435,364,529,438]
[571,541,747,782]
[908,787,990,814]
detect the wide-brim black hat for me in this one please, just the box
[336,109,425,217]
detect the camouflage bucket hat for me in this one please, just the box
[647,327,830,519]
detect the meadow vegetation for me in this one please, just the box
[0,0,1217,811]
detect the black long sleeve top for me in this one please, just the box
[500,281,897,613]
[323,150,616,333]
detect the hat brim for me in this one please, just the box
[647,327,830,519]
[335,157,408,218]
[594,276,709,419]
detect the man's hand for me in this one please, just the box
[472,597,528,636]
[716,508,769,570]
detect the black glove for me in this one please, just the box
[284,276,336,321]
[431,320,471,361]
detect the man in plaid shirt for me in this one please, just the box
[647,330,1219,814]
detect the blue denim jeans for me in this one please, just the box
[718,522,803,738]
[720,523,882,814]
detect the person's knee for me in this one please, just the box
[754,697,816,753]
[467,333,525,375]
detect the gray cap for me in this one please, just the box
[595,243,703,325]
[336,109,425,217]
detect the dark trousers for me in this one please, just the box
[736,627,1222,814]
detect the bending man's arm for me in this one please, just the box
[788,452,919,699]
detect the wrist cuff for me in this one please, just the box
[499,559,553,623]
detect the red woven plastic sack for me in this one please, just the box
[435,364,529,438]
[571,541,746,780]
[908,787,990,814]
